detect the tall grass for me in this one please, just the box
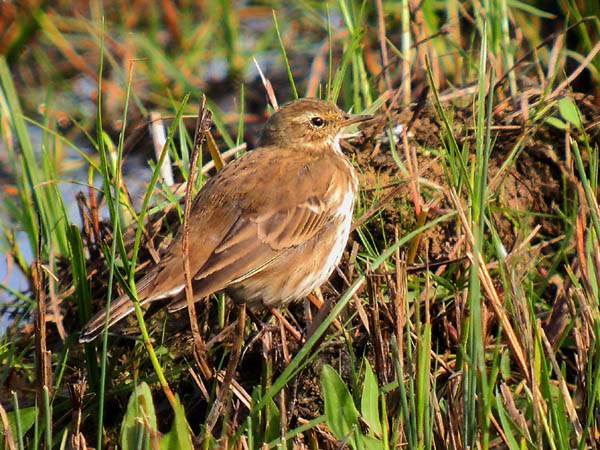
[1,1,599,449]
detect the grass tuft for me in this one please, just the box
[0,1,599,448]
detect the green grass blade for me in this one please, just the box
[272,10,298,99]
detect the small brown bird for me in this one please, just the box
[80,98,371,343]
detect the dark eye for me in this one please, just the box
[310,116,325,128]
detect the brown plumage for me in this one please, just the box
[79,98,370,343]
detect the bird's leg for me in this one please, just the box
[269,307,303,343]
[240,309,279,363]
[305,289,343,338]
[247,308,267,329]
[307,290,324,309]
[303,297,313,328]
[277,313,291,364]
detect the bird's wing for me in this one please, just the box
[164,197,332,313]
[207,195,328,271]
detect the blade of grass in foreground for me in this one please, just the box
[43,386,51,449]
[122,97,190,412]
[572,140,600,240]
[329,27,363,104]
[272,10,298,100]
[66,226,98,391]
[95,35,137,450]
[338,0,370,109]
[94,20,115,450]
[98,98,190,420]
[11,391,25,450]
[464,18,492,447]
[416,301,432,448]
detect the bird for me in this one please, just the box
[79,98,372,343]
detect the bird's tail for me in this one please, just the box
[79,263,167,343]
[79,293,144,343]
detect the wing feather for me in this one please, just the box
[166,196,332,311]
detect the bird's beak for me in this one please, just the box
[341,114,373,128]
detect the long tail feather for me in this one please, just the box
[79,258,195,342]
[79,265,166,342]
[79,294,140,343]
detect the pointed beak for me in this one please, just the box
[341,114,373,128]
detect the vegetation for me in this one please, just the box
[0,0,599,448]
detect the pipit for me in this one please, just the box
[80,98,371,343]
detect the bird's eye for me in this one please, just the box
[310,116,325,128]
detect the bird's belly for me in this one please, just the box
[226,198,355,307]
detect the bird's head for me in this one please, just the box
[258,98,372,148]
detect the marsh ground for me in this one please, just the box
[1,1,600,449]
